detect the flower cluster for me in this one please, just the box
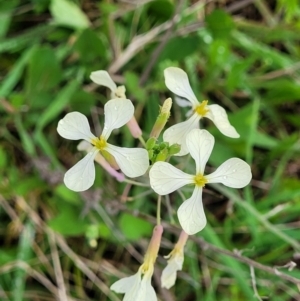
[57,67,252,299]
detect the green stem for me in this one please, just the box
[122,178,150,187]
[138,135,146,147]
[156,195,162,225]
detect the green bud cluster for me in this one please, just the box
[146,138,181,163]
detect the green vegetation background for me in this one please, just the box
[1,0,300,300]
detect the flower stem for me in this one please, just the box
[122,178,150,187]
[138,135,146,147]
[156,195,162,225]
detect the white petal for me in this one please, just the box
[206,158,252,188]
[149,162,193,195]
[105,144,149,177]
[102,98,134,139]
[177,187,207,235]
[77,140,92,152]
[90,70,117,92]
[57,112,96,141]
[174,96,193,107]
[163,113,200,156]
[64,148,99,192]
[205,104,239,138]
[110,271,141,294]
[164,67,198,106]
[186,129,214,174]
[161,254,184,289]
[142,275,157,301]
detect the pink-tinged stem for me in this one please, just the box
[95,153,125,182]
[175,230,189,249]
[145,225,164,262]
[127,117,142,138]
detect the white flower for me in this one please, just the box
[110,225,163,301]
[90,70,142,138]
[161,231,188,289]
[161,249,184,289]
[57,98,149,191]
[90,70,126,98]
[110,265,157,301]
[163,67,239,156]
[149,129,252,235]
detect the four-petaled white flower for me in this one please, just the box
[149,129,252,235]
[110,225,163,301]
[57,98,149,192]
[163,67,239,156]
[161,230,188,289]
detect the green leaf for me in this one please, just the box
[206,9,234,39]
[73,28,106,63]
[146,0,174,22]
[208,39,230,67]
[14,114,36,156]
[0,0,19,38]
[0,24,52,54]
[48,202,88,236]
[25,46,62,99]
[124,71,146,102]
[34,130,61,168]
[50,0,90,30]
[54,185,81,205]
[119,213,152,240]
[0,146,8,169]
[13,222,35,301]
[0,45,37,98]
[159,36,201,62]
[263,79,300,105]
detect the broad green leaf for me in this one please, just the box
[50,0,90,29]
[25,46,62,99]
[48,202,88,236]
[159,36,201,62]
[119,213,152,240]
[54,185,81,205]
[71,89,96,115]
[208,39,230,67]
[146,0,174,22]
[73,28,106,63]
[206,9,234,39]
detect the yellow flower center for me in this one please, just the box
[194,100,209,117]
[91,136,107,150]
[194,173,208,187]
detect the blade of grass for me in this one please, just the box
[12,222,35,301]
[14,114,36,156]
[202,224,257,299]
[0,45,37,98]
[212,184,300,251]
